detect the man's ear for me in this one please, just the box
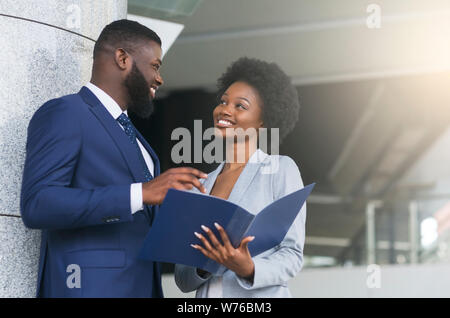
[114,48,131,70]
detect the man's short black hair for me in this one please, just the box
[217,57,300,143]
[94,19,162,59]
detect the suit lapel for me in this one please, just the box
[227,149,268,205]
[135,130,160,177]
[134,131,161,226]
[79,87,147,184]
[79,87,160,225]
[203,162,225,194]
[205,149,268,205]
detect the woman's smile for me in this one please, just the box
[216,118,236,128]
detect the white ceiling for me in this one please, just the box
[157,0,450,91]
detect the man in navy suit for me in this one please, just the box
[20,20,207,298]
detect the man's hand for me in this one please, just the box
[142,167,207,205]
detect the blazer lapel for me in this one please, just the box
[204,149,269,205]
[135,131,161,225]
[227,149,268,205]
[78,87,147,183]
[203,162,225,194]
[79,87,162,225]
[135,130,160,177]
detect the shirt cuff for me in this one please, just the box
[130,183,144,214]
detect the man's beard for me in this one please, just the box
[124,61,155,119]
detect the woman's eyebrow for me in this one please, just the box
[237,97,250,104]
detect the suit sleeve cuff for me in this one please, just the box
[235,258,264,290]
[130,183,144,214]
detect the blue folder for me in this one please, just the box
[139,183,315,274]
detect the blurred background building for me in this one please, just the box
[130,0,450,297]
[2,0,450,297]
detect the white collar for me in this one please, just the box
[85,82,128,119]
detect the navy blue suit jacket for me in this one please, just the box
[20,87,163,298]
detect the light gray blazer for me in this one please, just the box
[174,149,307,298]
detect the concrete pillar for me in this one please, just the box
[0,0,127,297]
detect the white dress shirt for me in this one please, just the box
[85,82,154,214]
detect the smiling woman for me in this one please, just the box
[214,81,263,138]
[174,57,305,298]
[215,57,300,144]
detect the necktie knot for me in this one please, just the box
[117,113,136,144]
[117,113,131,126]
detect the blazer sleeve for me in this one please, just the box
[235,156,306,290]
[20,98,133,230]
[174,264,212,293]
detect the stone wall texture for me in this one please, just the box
[0,0,127,297]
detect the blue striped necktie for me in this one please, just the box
[117,113,153,182]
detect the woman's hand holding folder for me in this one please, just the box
[191,222,256,281]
